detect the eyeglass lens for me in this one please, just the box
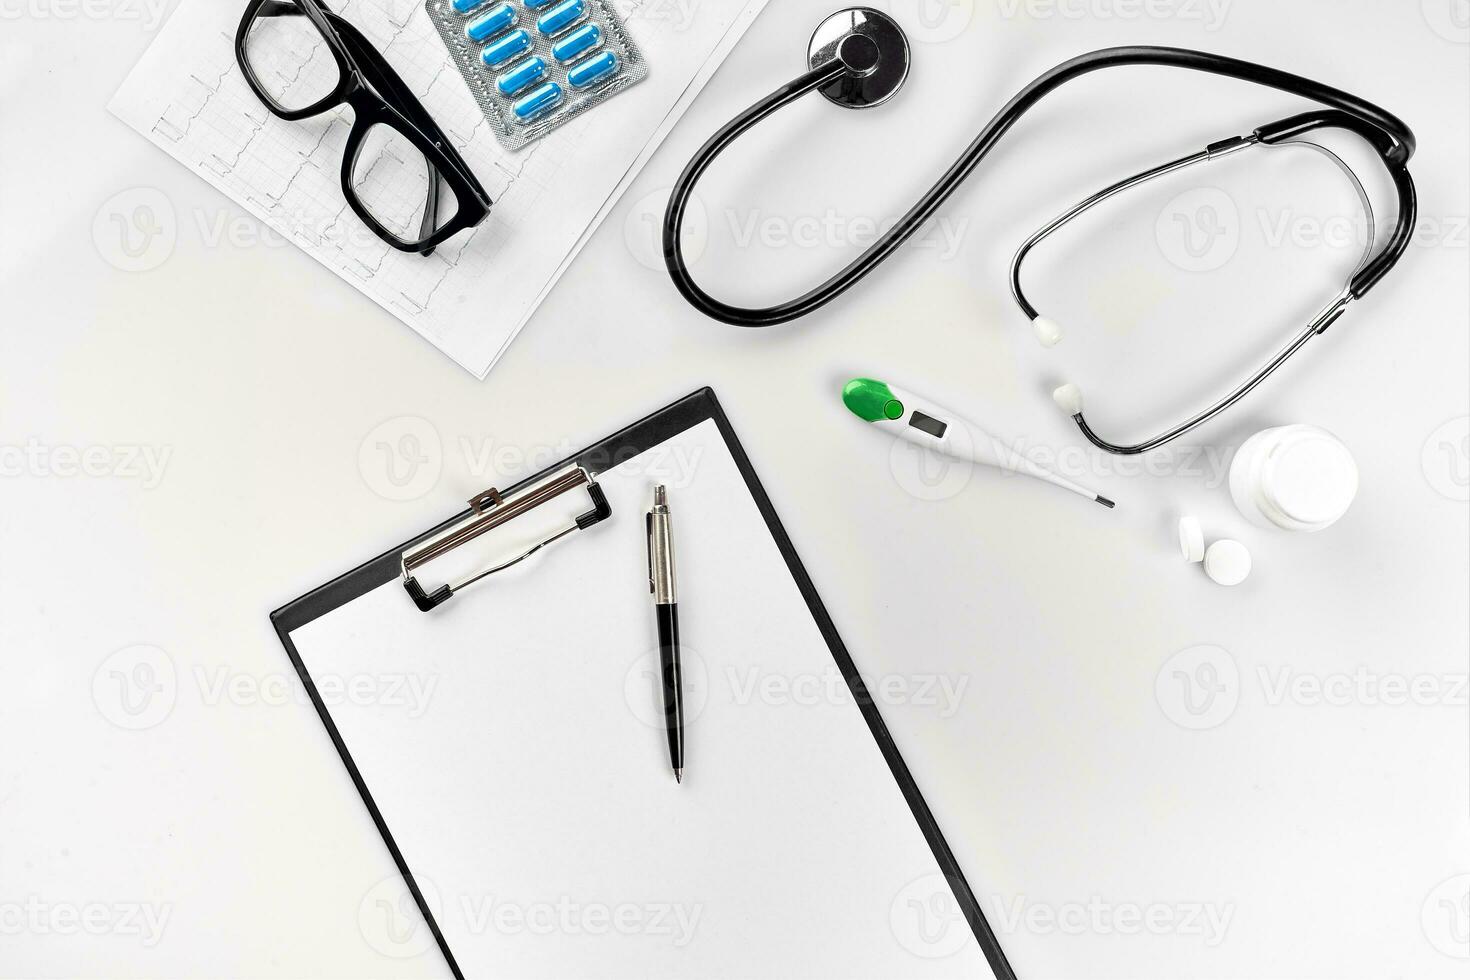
[242,0,343,113]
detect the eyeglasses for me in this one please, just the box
[235,0,491,254]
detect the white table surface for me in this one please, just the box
[2,0,1467,977]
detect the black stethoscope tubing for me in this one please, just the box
[662,45,1417,329]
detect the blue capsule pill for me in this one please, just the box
[496,56,547,96]
[566,50,618,89]
[452,0,488,13]
[550,21,601,62]
[465,3,516,41]
[535,0,584,36]
[480,27,532,67]
[513,81,563,122]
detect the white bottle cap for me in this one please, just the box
[1203,539,1252,586]
[1178,515,1205,563]
[1230,425,1358,532]
[1260,429,1358,530]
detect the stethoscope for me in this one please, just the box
[662,8,1419,455]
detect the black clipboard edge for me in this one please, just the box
[270,387,1017,980]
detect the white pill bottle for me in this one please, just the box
[1228,425,1359,532]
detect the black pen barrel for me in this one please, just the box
[656,603,684,774]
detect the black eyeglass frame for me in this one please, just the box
[235,0,491,254]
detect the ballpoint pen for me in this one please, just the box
[646,485,684,783]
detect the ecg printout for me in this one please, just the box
[110,0,768,377]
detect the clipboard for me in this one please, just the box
[271,388,1017,979]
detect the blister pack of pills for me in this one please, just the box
[425,0,648,152]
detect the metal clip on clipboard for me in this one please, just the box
[401,464,612,611]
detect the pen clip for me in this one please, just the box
[645,510,654,594]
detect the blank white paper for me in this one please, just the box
[287,419,996,977]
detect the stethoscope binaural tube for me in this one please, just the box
[1013,108,1418,455]
[663,36,1417,327]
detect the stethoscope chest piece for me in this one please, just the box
[808,7,910,109]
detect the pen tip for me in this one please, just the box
[674,768,683,784]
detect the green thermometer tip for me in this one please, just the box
[842,378,905,422]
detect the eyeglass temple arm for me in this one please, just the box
[325,14,443,245]
[330,14,497,238]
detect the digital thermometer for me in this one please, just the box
[842,378,1115,509]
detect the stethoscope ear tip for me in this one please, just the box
[1053,383,1083,417]
[1032,316,1063,348]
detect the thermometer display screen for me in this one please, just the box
[908,411,948,439]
